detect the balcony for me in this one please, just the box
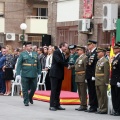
[25,16,48,34]
[0,17,5,33]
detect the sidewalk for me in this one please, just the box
[0,96,119,120]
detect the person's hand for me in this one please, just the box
[38,74,41,78]
[16,75,21,80]
[45,68,48,71]
[92,77,95,81]
[68,65,71,69]
[85,79,87,83]
[2,66,6,72]
[117,82,120,87]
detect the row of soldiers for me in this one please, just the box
[68,40,120,116]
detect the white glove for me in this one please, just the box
[92,77,95,81]
[38,74,41,78]
[85,79,87,83]
[16,75,21,81]
[117,82,120,87]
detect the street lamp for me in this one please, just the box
[20,23,27,47]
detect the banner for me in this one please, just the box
[116,19,120,42]
[83,0,94,18]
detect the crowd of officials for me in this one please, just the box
[0,40,120,116]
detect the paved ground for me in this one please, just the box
[0,96,120,120]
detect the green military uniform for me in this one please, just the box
[16,50,41,105]
[95,47,110,113]
[75,46,87,110]
[69,52,79,92]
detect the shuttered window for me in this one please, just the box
[0,2,4,17]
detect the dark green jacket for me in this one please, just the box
[69,53,79,75]
[16,51,41,78]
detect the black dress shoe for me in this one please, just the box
[84,109,90,112]
[99,111,107,114]
[75,107,81,110]
[88,109,97,113]
[49,107,57,111]
[56,106,66,110]
[78,108,87,111]
[113,112,120,116]
[24,103,29,106]
[29,99,33,104]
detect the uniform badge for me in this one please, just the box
[78,60,82,64]
[99,67,101,70]
[35,60,37,62]
[113,60,118,65]
[113,66,116,69]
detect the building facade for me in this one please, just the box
[48,0,120,47]
[0,0,48,48]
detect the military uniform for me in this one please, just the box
[75,46,87,110]
[68,46,79,92]
[110,43,120,116]
[85,40,98,112]
[16,42,41,106]
[95,47,110,114]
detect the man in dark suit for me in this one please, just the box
[110,43,120,116]
[49,42,68,111]
[85,40,98,112]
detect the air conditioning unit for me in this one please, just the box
[78,19,90,32]
[6,33,15,41]
[103,4,118,31]
[19,34,28,41]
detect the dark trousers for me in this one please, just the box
[71,75,77,92]
[50,77,62,107]
[111,85,120,113]
[45,69,51,90]
[21,77,37,104]
[87,78,98,109]
[0,72,6,93]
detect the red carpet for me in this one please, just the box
[33,90,80,105]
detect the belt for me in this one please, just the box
[95,73,104,76]
[22,63,37,66]
[75,71,85,75]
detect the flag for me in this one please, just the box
[109,35,115,78]
[108,35,115,91]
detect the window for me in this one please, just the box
[97,24,111,47]
[0,2,4,17]
[38,8,48,19]
[0,34,4,46]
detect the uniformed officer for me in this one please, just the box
[74,46,87,111]
[95,47,110,114]
[16,42,41,106]
[105,46,110,61]
[110,43,120,116]
[85,40,98,112]
[68,45,79,92]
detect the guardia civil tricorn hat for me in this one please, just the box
[23,41,32,46]
[87,40,97,45]
[68,45,76,49]
[96,47,106,53]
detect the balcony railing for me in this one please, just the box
[26,16,48,19]
[25,16,48,34]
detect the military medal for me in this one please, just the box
[99,67,101,70]
[113,66,116,69]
